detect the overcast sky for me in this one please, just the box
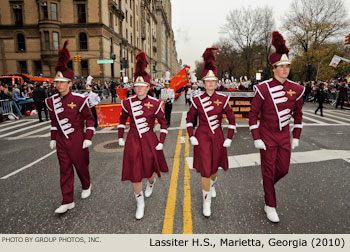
[171,0,350,70]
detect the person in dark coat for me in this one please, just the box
[314,83,327,116]
[32,83,48,122]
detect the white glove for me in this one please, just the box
[190,136,199,145]
[223,139,232,148]
[82,139,92,149]
[49,140,56,150]
[155,143,163,150]
[118,138,125,146]
[292,138,299,149]
[254,139,266,150]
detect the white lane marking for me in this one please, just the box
[302,114,328,124]
[180,112,187,129]
[0,150,57,179]
[186,149,350,169]
[0,119,29,128]
[6,125,51,140]
[0,120,35,132]
[316,112,350,123]
[0,121,50,138]
[324,109,350,118]
[303,111,348,125]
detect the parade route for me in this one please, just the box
[0,97,349,234]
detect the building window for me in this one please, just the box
[126,29,128,41]
[52,32,59,50]
[81,60,89,77]
[44,31,50,50]
[34,60,42,76]
[13,5,23,25]
[50,3,57,21]
[130,34,133,45]
[79,32,88,50]
[110,37,113,53]
[126,11,128,23]
[109,12,113,28]
[18,61,27,73]
[77,4,86,24]
[41,2,48,19]
[119,20,123,35]
[130,15,132,27]
[17,33,26,52]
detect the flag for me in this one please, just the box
[329,55,341,68]
[170,66,190,95]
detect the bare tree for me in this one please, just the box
[221,6,275,77]
[214,38,240,79]
[259,7,275,77]
[283,0,350,80]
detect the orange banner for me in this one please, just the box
[170,66,190,94]
[96,103,129,128]
[96,102,163,128]
[116,88,128,100]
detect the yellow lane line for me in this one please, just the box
[162,129,183,234]
[183,131,193,234]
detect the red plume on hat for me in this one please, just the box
[202,47,219,78]
[271,31,289,55]
[269,31,291,66]
[54,40,74,81]
[55,40,70,73]
[134,51,151,84]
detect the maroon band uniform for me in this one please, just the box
[186,92,236,177]
[46,92,95,204]
[249,31,305,209]
[117,95,169,182]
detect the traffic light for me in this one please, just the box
[74,55,82,62]
[345,34,350,45]
[122,58,129,68]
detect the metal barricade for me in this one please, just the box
[0,99,17,120]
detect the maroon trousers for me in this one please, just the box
[56,133,90,204]
[260,125,291,208]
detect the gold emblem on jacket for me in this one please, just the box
[214,99,222,106]
[287,89,296,97]
[144,102,153,109]
[67,102,77,109]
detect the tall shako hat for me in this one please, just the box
[269,31,291,66]
[54,40,74,82]
[134,51,151,87]
[202,47,219,81]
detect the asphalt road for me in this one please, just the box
[0,95,349,234]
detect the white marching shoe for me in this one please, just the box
[54,202,75,214]
[81,184,92,199]
[145,177,156,198]
[264,205,280,223]
[210,178,217,198]
[202,190,212,217]
[134,191,145,220]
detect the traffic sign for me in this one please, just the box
[97,59,114,64]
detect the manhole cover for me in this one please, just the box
[104,142,122,149]
[93,140,124,153]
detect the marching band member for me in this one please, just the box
[249,31,305,223]
[46,40,95,214]
[83,85,101,129]
[118,51,169,220]
[160,81,175,127]
[186,47,236,217]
